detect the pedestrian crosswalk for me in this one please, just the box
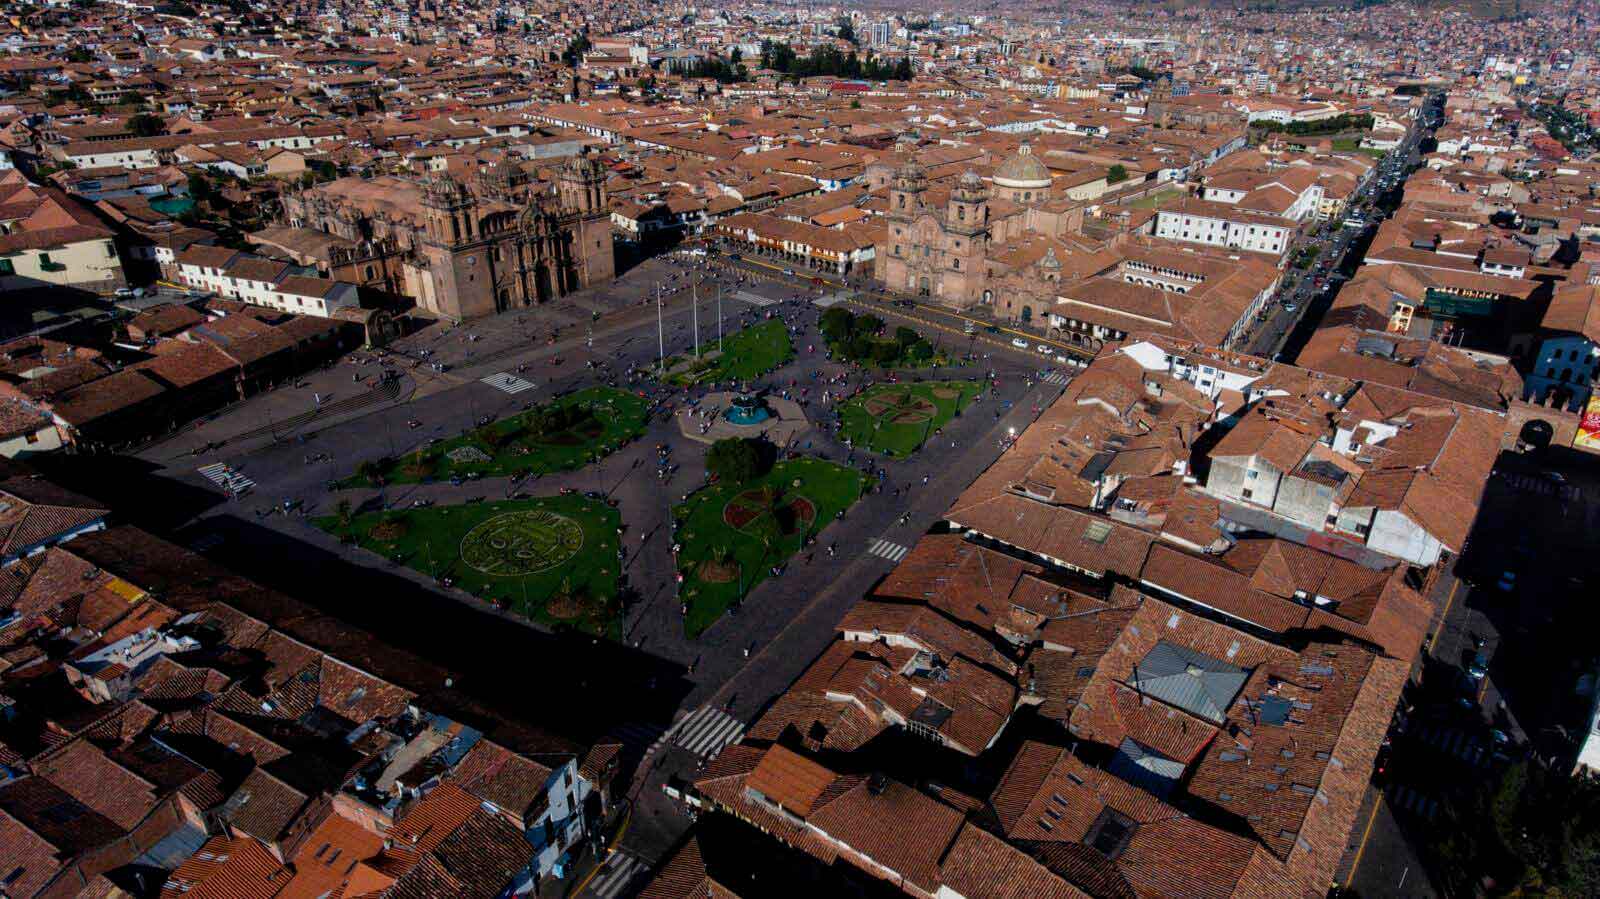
[1040,371,1071,385]
[1388,784,1439,820]
[664,704,746,760]
[481,372,537,395]
[1414,723,1491,767]
[1500,472,1580,501]
[868,538,910,562]
[587,852,648,899]
[197,462,254,495]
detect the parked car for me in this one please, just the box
[1036,344,1054,356]
[1011,338,1030,349]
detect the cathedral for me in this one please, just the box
[878,142,1085,309]
[279,157,615,322]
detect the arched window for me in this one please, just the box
[1562,368,1573,383]
[364,265,375,280]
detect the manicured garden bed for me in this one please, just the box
[836,380,983,457]
[315,494,624,636]
[339,386,647,487]
[662,318,794,386]
[672,457,864,636]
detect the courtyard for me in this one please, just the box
[836,380,984,457]
[672,457,864,636]
[315,494,625,636]
[339,386,648,487]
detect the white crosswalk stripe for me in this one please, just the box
[1417,725,1491,767]
[197,462,254,494]
[1390,785,1439,820]
[481,372,537,395]
[868,538,910,562]
[588,853,647,899]
[668,704,746,760]
[1040,371,1071,385]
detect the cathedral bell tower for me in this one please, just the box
[558,157,607,216]
[422,175,476,246]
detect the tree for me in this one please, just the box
[820,306,854,341]
[126,113,165,137]
[730,47,742,65]
[852,314,883,338]
[707,438,761,484]
[870,340,900,367]
[1107,164,1129,184]
[893,326,919,347]
[187,171,212,203]
[837,16,857,45]
[908,339,934,361]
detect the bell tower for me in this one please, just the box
[422,175,475,246]
[889,159,927,222]
[559,157,607,215]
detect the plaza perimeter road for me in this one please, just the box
[127,259,1069,864]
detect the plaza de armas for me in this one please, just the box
[312,284,1009,645]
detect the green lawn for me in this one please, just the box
[837,380,983,457]
[315,494,624,636]
[340,387,647,487]
[663,319,794,386]
[672,458,864,636]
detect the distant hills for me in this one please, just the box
[1141,0,1529,18]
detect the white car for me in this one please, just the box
[1037,344,1054,356]
[1011,338,1029,349]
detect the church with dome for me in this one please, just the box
[878,141,1090,309]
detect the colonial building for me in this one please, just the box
[878,142,1087,308]
[279,158,615,322]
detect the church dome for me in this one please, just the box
[992,143,1052,190]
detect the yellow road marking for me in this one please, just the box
[568,803,633,897]
[1345,790,1384,888]
[1427,580,1460,656]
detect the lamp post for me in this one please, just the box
[655,283,665,376]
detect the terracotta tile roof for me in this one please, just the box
[938,822,1093,899]
[445,738,557,822]
[159,834,290,899]
[743,744,836,818]
[218,766,311,845]
[804,777,966,893]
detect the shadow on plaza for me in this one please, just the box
[33,453,692,743]
[29,452,225,531]
[182,512,693,743]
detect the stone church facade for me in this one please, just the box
[280,158,614,322]
[877,143,1083,310]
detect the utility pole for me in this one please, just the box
[655,282,665,375]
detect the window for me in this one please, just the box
[1242,488,1254,500]
[0,259,11,276]
[1247,470,1258,480]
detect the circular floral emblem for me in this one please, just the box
[460,510,583,576]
